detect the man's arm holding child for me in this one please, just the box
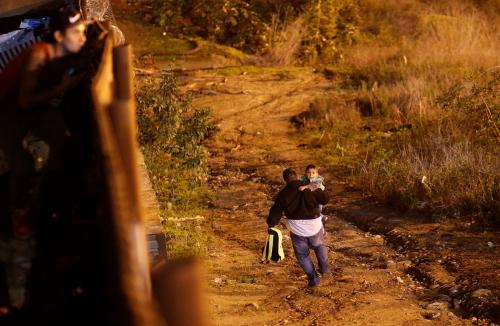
[314,189,329,206]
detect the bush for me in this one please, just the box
[298,0,361,63]
[137,72,217,257]
[153,0,269,53]
[137,72,215,210]
[151,0,362,61]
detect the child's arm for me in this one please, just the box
[306,182,321,191]
[298,175,325,191]
[298,176,309,191]
[299,183,322,191]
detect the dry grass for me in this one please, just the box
[416,8,499,68]
[309,97,363,136]
[264,16,306,66]
[309,1,500,224]
[355,2,500,122]
[342,43,402,68]
[358,121,499,214]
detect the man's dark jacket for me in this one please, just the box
[267,180,329,227]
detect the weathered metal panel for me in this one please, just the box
[91,34,160,326]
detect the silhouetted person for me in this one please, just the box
[0,8,86,310]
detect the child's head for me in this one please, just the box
[305,164,318,180]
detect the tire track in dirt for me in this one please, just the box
[184,69,469,325]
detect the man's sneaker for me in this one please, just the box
[308,275,320,287]
[308,281,320,288]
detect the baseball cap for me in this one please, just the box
[50,8,84,32]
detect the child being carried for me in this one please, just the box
[299,164,328,224]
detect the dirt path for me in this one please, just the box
[178,70,469,325]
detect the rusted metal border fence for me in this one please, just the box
[91,32,159,326]
[91,32,208,326]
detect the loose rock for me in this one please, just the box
[426,302,449,310]
[435,294,452,303]
[245,302,259,311]
[337,276,353,283]
[422,311,441,320]
[471,289,494,300]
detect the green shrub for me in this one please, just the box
[137,73,213,171]
[137,72,216,256]
[151,0,362,61]
[298,0,361,63]
[161,218,209,257]
[153,0,269,53]
[335,2,361,45]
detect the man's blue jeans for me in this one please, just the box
[290,230,330,286]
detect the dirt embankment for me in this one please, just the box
[332,189,500,323]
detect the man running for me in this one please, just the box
[267,168,330,287]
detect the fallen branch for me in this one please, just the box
[164,215,205,222]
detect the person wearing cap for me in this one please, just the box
[0,9,87,309]
[0,8,87,235]
[18,8,87,109]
